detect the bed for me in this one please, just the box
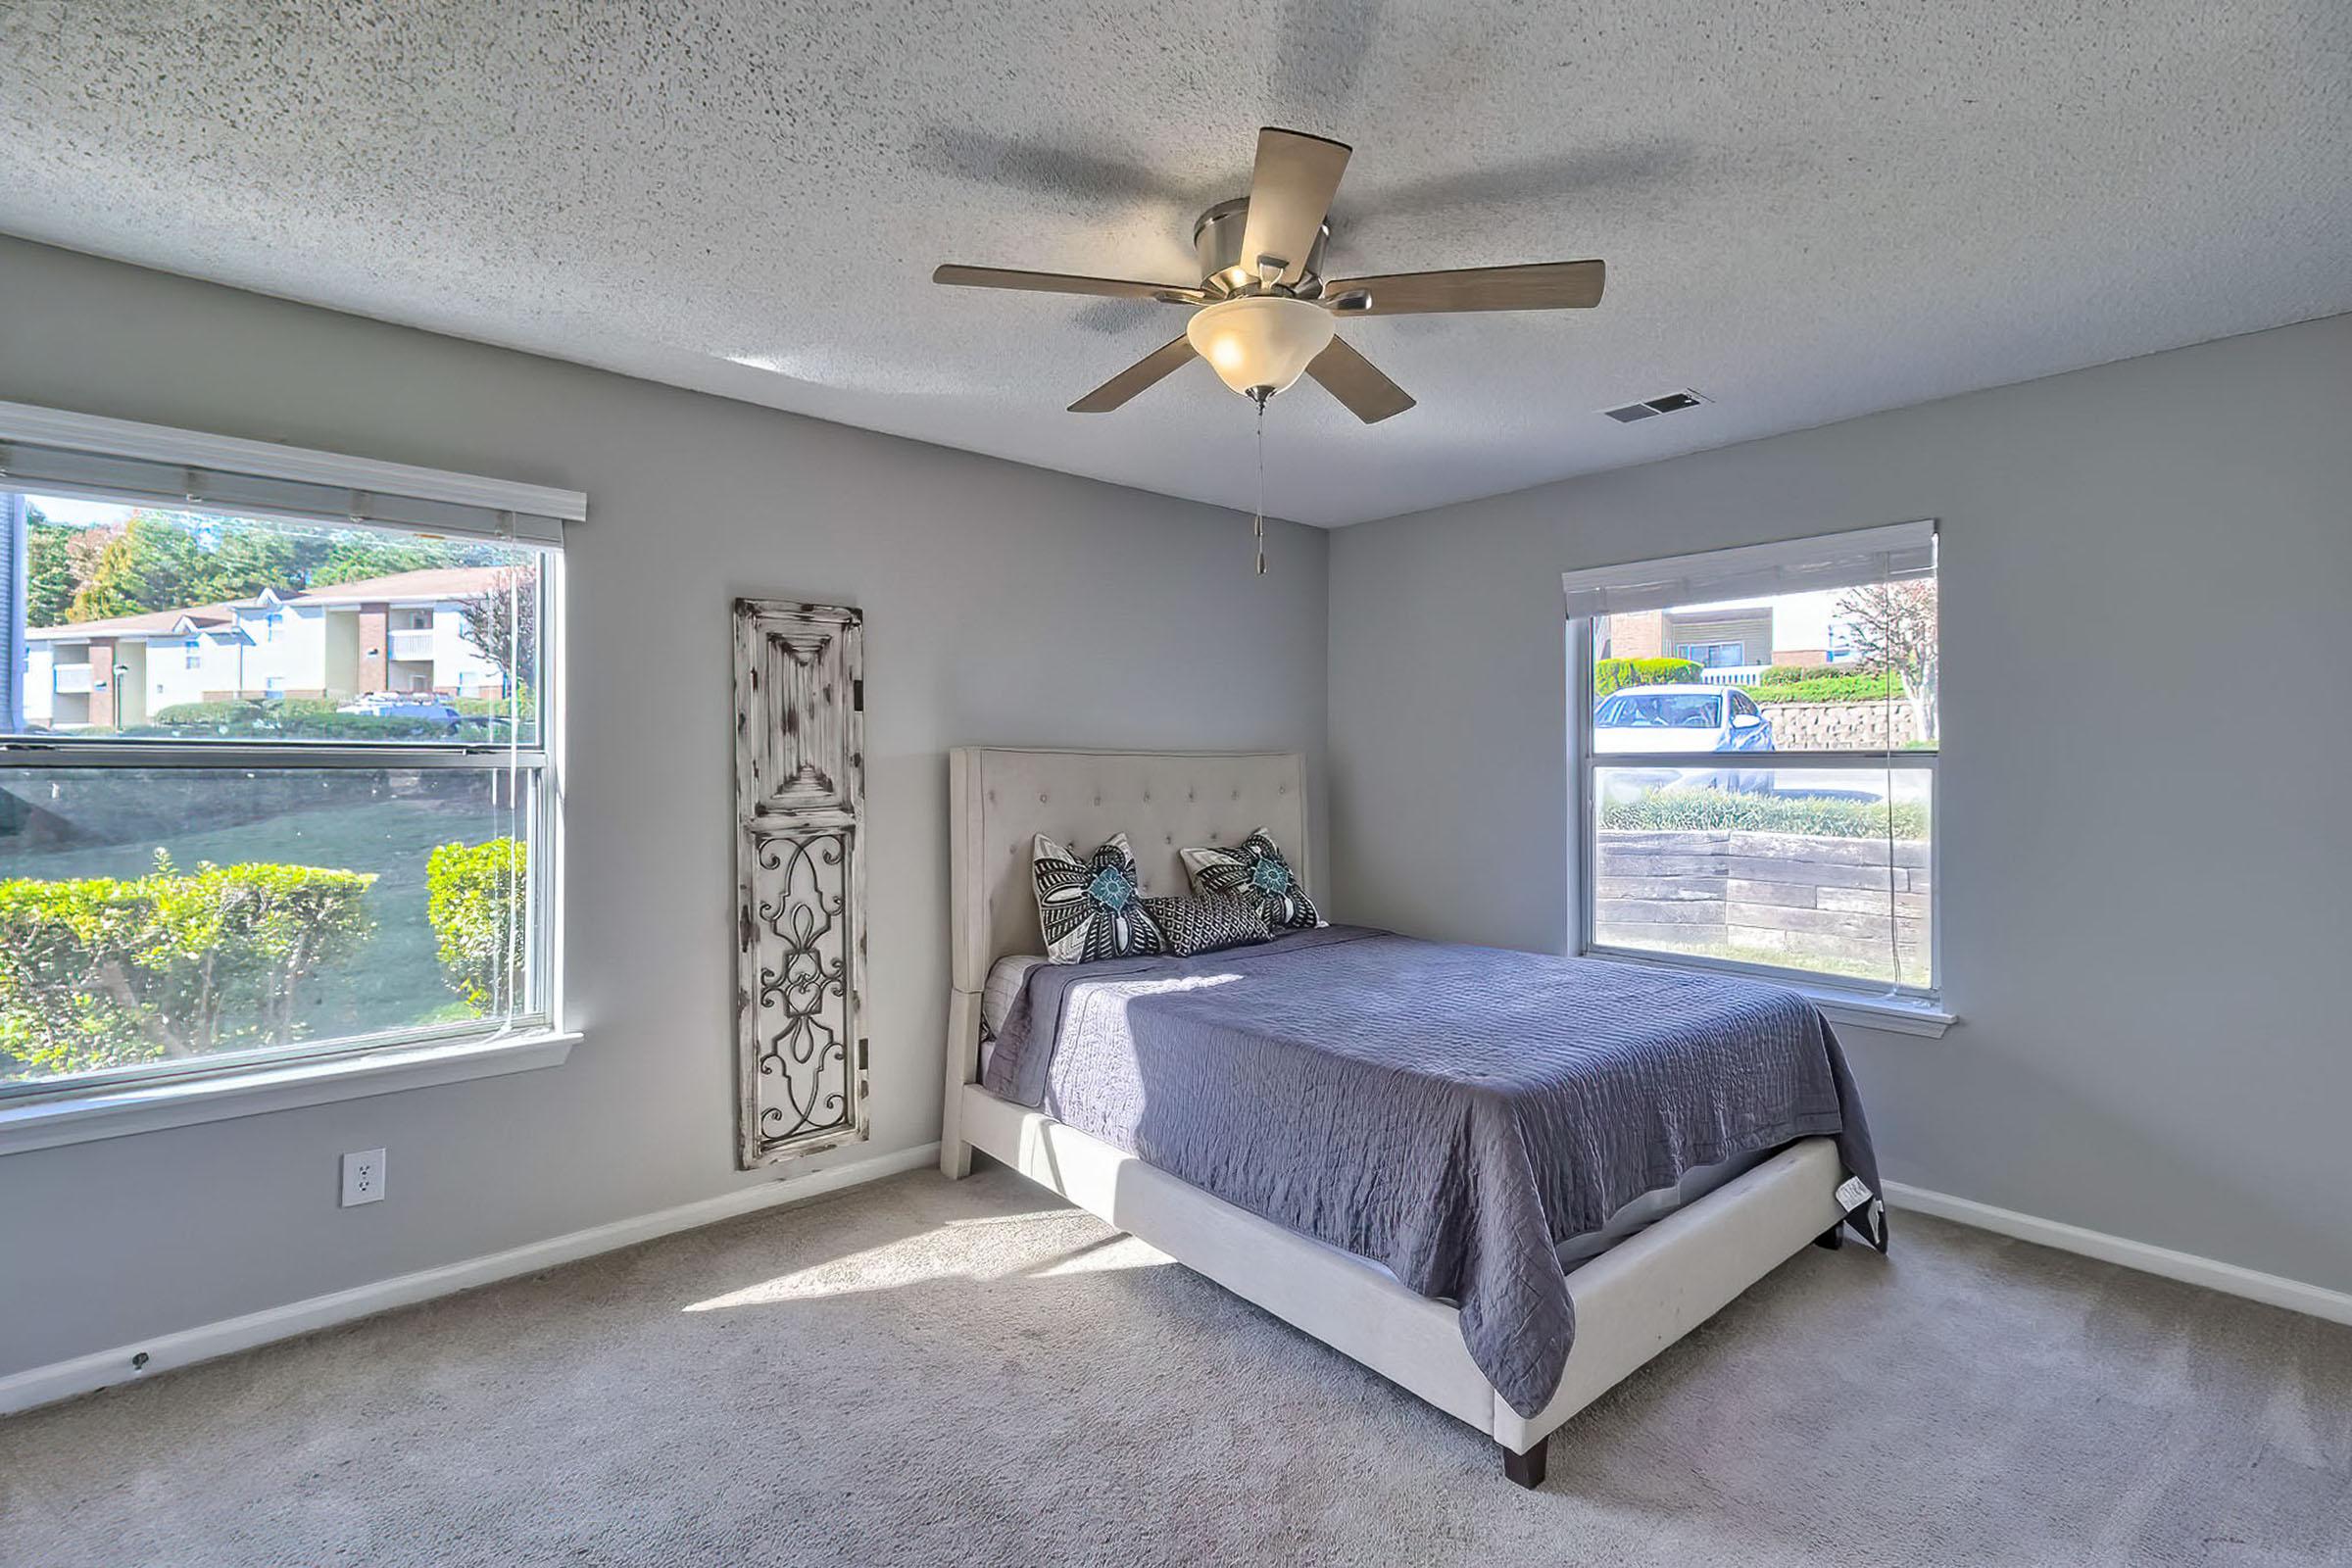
[939,747,1882,1487]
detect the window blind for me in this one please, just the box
[1560,520,1934,620]
[0,400,582,547]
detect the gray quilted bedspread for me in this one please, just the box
[984,926,1883,1418]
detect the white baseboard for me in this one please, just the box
[1883,1180,2352,1328]
[0,1141,942,1418]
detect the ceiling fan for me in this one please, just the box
[933,126,1606,423]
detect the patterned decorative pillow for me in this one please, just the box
[1142,895,1270,957]
[1181,828,1324,932]
[1032,833,1166,964]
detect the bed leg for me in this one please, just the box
[942,990,982,1181]
[1500,1436,1548,1490]
[1814,1223,1844,1250]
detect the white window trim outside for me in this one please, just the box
[1565,522,1950,1036]
[0,404,578,1147]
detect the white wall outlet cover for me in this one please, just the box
[340,1149,386,1207]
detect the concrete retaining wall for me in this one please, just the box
[1755,699,1923,750]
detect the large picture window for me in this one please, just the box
[0,406,572,1105]
[1567,522,1938,1008]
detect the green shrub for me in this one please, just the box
[143,698,461,741]
[1735,666,1905,705]
[452,690,536,744]
[1602,787,1929,839]
[150,699,270,731]
[452,684,530,717]
[0,853,374,1076]
[427,837,526,1014]
[1592,658,1702,698]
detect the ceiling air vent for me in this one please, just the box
[1600,388,1710,423]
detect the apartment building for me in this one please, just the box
[22,566,514,729]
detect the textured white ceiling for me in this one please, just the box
[2,2,2347,525]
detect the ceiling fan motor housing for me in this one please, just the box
[1194,197,1329,296]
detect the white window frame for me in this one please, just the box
[1567,523,1951,1036]
[0,401,583,1149]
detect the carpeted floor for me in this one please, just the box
[3,1167,2348,1567]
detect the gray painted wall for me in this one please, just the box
[0,237,1329,1377]
[1328,312,2352,1295]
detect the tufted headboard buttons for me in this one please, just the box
[947,747,1310,993]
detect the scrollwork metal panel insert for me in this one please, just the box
[735,599,867,1167]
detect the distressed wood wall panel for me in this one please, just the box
[734,599,867,1167]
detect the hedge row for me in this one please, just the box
[1738,667,1907,705]
[1,835,528,1081]
[1601,787,1929,839]
[139,697,520,742]
[0,855,375,1076]
[1592,658,1701,697]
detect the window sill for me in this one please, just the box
[0,1031,579,1157]
[1583,950,1954,1038]
[1799,989,1954,1038]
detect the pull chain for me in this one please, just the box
[1251,390,1268,576]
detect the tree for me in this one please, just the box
[194,527,311,603]
[455,566,538,696]
[1833,580,1938,742]
[311,534,461,586]
[66,514,211,621]
[24,512,78,627]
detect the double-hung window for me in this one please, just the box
[0,402,579,1119]
[1567,521,1941,1019]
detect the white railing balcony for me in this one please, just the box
[389,628,436,662]
[52,662,93,694]
[1693,664,1771,686]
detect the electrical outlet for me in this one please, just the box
[340,1149,386,1207]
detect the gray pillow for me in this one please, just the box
[1143,895,1270,957]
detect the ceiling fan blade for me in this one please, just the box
[1305,337,1415,424]
[934,265,1205,304]
[1068,336,1200,413]
[1327,260,1605,315]
[1238,128,1351,285]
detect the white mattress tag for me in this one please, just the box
[1836,1175,1874,1212]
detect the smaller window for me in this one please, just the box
[1676,640,1746,668]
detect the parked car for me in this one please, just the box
[336,695,465,732]
[1592,683,1774,793]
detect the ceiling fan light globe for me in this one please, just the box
[1185,295,1335,399]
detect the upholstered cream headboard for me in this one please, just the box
[947,747,1311,993]
[940,746,1310,1174]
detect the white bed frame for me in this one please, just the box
[938,747,1849,1486]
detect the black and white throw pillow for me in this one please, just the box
[1180,828,1324,932]
[1142,895,1270,957]
[1032,833,1166,964]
